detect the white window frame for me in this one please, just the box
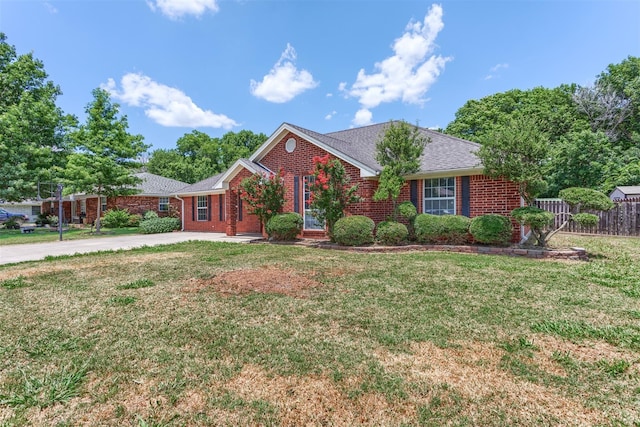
[159,197,169,212]
[100,196,107,213]
[197,195,208,221]
[423,177,456,215]
[303,175,324,230]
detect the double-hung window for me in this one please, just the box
[159,197,169,212]
[423,177,455,215]
[197,196,208,221]
[100,196,107,213]
[303,175,324,230]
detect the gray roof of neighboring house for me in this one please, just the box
[612,186,640,195]
[133,172,189,195]
[177,173,223,194]
[288,121,482,174]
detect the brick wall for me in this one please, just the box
[182,194,227,232]
[468,175,522,242]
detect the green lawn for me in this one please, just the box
[0,234,638,426]
[0,227,141,245]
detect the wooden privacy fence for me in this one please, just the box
[535,198,640,236]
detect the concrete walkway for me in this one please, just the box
[0,232,261,265]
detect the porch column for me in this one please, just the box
[225,189,237,236]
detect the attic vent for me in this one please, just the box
[285,137,296,153]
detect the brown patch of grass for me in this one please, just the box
[182,265,321,298]
[225,364,415,426]
[534,334,639,365]
[377,341,608,425]
[0,252,187,281]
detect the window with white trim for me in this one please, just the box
[159,197,169,212]
[100,196,107,213]
[304,175,324,230]
[197,196,208,221]
[423,177,456,215]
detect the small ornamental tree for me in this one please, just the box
[308,154,360,241]
[373,120,429,218]
[239,168,286,231]
[513,187,614,247]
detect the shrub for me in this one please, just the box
[35,213,50,227]
[127,214,142,227]
[101,208,132,229]
[397,201,418,240]
[47,215,59,227]
[376,221,408,246]
[333,215,375,246]
[414,214,471,245]
[266,212,303,241]
[3,217,21,230]
[573,212,599,227]
[139,217,180,234]
[143,210,159,221]
[469,214,513,246]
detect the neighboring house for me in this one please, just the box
[609,186,640,201]
[44,172,188,224]
[176,122,523,241]
[0,200,42,222]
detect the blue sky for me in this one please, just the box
[2,0,639,152]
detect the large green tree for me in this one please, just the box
[373,120,429,218]
[64,88,148,232]
[477,115,550,205]
[147,129,267,183]
[0,33,72,201]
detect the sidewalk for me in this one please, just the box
[0,232,261,265]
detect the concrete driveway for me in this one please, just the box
[0,232,261,265]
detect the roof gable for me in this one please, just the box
[251,121,482,178]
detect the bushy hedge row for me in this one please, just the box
[328,213,515,247]
[140,217,181,234]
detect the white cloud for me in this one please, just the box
[343,4,450,126]
[325,110,337,120]
[102,73,238,129]
[485,63,509,80]
[147,0,218,20]
[353,108,373,126]
[44,2,58,13]
[250,44,318,103]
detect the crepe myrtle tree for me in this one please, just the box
[512,187,614,247]
[308,154,360,241]
[239,168,286,232]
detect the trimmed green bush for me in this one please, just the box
[376,221,408,246]
[397,201,418,240]
[573,212,599,227]
[127,214,142,227]
[139,217,180,234]
[101,208,133,229]
[469,214,513,246]
[511,206,554,229]
[143,210,159,221]
[266,212,303,241]
[333,215,375,246]
[414,214,471,245]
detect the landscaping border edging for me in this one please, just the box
[255,239,589,261]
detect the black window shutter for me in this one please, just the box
[238,194,243,221]
[191,197,195,221]
[207,195,212,221]
[219,194,223,221]
[410,180,418,208]
[293,176,300,213]
[461,176,470,217]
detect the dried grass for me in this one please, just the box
[377,340,608,426]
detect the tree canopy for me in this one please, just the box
[446,56,640,196]
[147,130,268,183]
[0,33,72,201]
[63,88,148,231]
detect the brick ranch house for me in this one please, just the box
[175,122,524,242]
[44,172,187,225]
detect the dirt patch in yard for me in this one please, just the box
[182,265,321,298]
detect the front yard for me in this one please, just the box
[0,227,141,245]
[0,234,638,425]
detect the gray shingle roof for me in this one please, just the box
[292,121,482,174]
[134,172,189,195]
[177,173,223,194]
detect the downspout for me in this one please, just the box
[175,195,185,231]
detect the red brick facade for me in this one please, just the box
[179,131,523,242]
